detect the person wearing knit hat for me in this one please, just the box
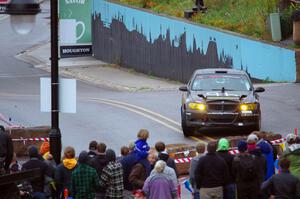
[28,146,39,158]
[247,134,258,152]
[217,138,236,199]
[233,141,260,199]
[22,146,55,198]
[88,140,98,159]
[71,151,100,199]
[237,140,247,152]
[217,138,230,151]
[247,134,259,143]
[100,149,124,199]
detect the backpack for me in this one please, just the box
[237,155,257,181]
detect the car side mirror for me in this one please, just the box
[254,87,265,93]
[179,86,188,92]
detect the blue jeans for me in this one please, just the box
[33,192,47,199]
[193,192,200,199]
[224,184,236,199]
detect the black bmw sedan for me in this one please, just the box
[179,68,265,137]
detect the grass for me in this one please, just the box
[116,0,297,40]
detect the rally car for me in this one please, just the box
[179,68,265,137]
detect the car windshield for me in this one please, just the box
[191,74,251,91]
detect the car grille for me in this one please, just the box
[207,101,239,112]
[207,100,239,123]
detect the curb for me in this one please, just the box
[0,15,8,21]
[15,42,182,92]
[15,42,49,67]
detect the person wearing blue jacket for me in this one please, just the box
[134,129,150,161]
[257,139,275,180]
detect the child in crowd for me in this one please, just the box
[134,129,150,160]
[116,146,130,162]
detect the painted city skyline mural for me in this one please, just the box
[92,0,296,82]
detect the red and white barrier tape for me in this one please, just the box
[228,149,239,155]
[12,137,49,145]
[270,138,286,145]
[175,157,192,164]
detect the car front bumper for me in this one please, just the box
[185,111,260,128]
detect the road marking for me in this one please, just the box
[190,136,207,143]
[89,98,210,144]
[90,99,183,133]
[89,97,180,126]
[0,91,214,144]
[90,99,216,141]
[0,92,37,97]
[0,73,48,78]
[201,134,216,141]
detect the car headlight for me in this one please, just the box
[239,103,257,111]
[188,102,206,112]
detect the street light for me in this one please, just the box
[5,0,40,35]
[2,0,62,164]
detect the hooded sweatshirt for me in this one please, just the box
[134,139,150,160]
[89,154,108,193]
[55,158,78,194]
[257,140,274,180]
[216,138,235,183]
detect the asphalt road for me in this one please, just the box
[0,1,300,155]
[1,2,300,198]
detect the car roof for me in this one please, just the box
[193,68,247,75]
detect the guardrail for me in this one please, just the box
[0,168,40,186]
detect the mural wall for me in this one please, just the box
[92,0,297,82]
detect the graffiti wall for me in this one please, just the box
[92,0,297,82]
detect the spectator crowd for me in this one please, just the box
[0,125,300,199]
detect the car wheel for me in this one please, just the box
[181,109,195,137]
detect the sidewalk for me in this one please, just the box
[16,43,182,92]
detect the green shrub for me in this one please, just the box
[116,0,298,40]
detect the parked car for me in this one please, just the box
[179,68,265,136]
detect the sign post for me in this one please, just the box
[59,0,92,58]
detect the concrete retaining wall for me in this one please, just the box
[92,0,298,83]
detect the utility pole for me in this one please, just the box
[49,0,61,164]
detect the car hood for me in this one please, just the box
[189,90,255,103]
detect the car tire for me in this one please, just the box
[181,109,195,137]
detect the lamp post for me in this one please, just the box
[3,0,62,164]
[5,0,40,35]
[49,0,61,165]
